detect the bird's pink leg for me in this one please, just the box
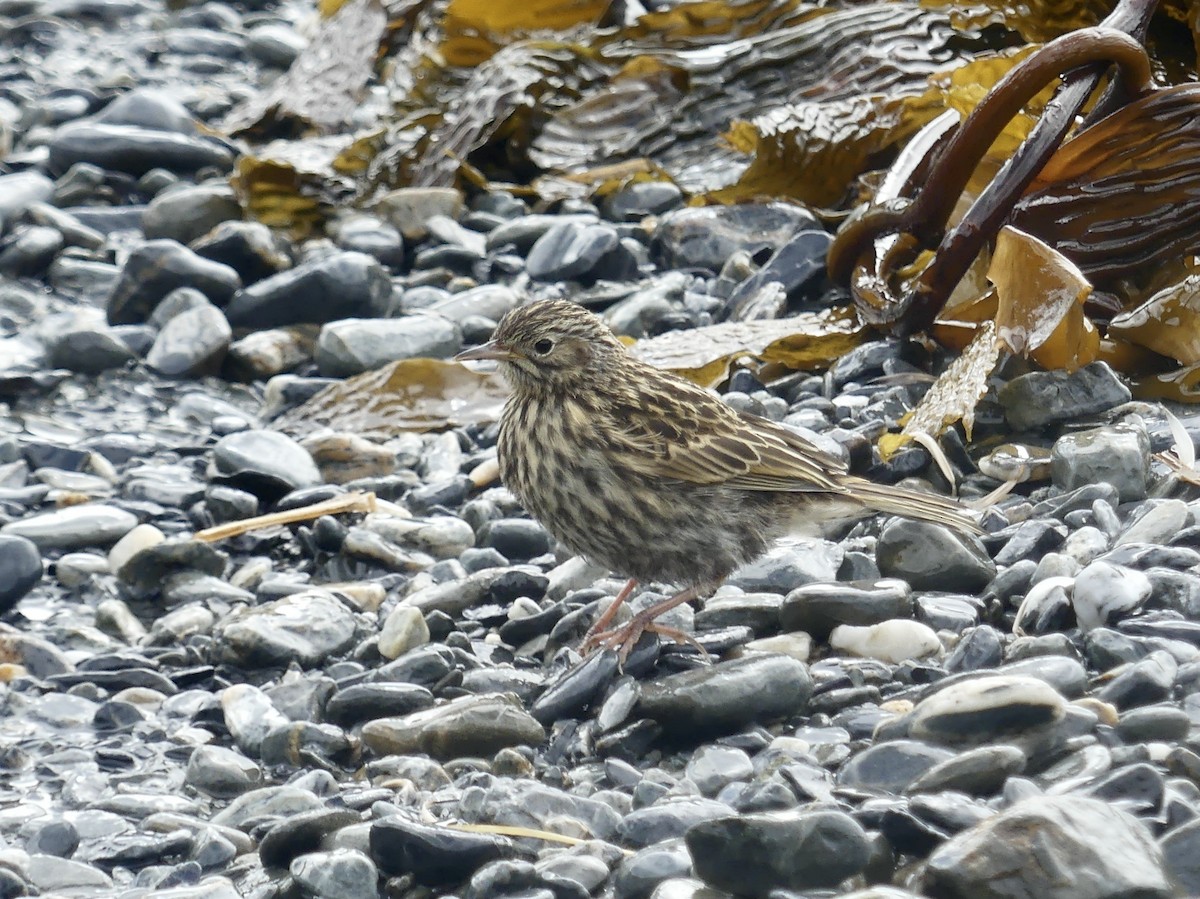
[588,585,705,665]
[580,578,638,652]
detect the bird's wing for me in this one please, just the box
[598,372,849,493]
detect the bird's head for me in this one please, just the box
[455,300,625,394]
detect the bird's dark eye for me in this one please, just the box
[533,338,554,355]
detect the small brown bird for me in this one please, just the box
[456,300,981,661]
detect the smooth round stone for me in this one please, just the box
[211,785,326,830]
[876,521,996,592]
[685,746,753,797]
[258,807,363,869]
[909,675,1067,745]
[1051,424,1149,503]
[1116,499,1190,547]
[107,522,166,573]
[621,797,735,848]
[378,605,431,659]
[742,632,813,661]
[226,327,314,380]
[325,682,434,726]
[225,251,390,328]
[530,650,620,725]
[26,855,113,892]
[723,229,832,318]
[780,579,911,640]
[332,215,404,268]
[49,122,234,176]
[999,362,1132,431]
[95,89,196,132]
[478,518,552,562]
[106,239,240,325]
[185,745,263,798]
[837,740,955,793]
[142,183,241,245]
[315,314,461,376]
[0,534,42,612]
[1099,650,1177,709]
[1162,817,1200,895]
[1072,560,1151,631]
[526,221,619,281]
[290,848,377,899]
[146,301,231,377]
[615,840,692,899]
[906,744,1027,796]
[635,654,812,738]
[376,187,465,241]
[260,721,351,768]
[997,655,1088,698]
[213,590,357,668]
[0,171,54,222]
[1,504,137,549]
[428,283,519,325]
[370,814,511,884]
[221,683,291,757]
[922,796,1171,899]
[366,515,475,560]
[653,202,818,271]
[728,541,843,594]
[1117,704,1191,742]
[55,551,109,588]
[192,220,291,284]
[0,224,64,275]
[246,22,307,67]
[694,591,783,635]
[27,818,80,857]
[360,693,545,760]
[830,619,940,664]
[688,809,869,894]
[47,327,137,372]
[209,430,320,500]
[603,181,683,221]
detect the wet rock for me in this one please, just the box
[360,693,545,759]
[142,183,242,244]
[526,221,620,282]
[224,252,391,328]
[316,314,461,376]
[185,745,263,798]
[780,579,912,640]
[830,619,941,664]
[838,741,955,793]
[636,654,811,738]
[0,534,42,613]
[653,203,818,272]
[687,810,870,896]
[0,171,55,225]
[291,848,377,899]
[213,590,358,668]
[106,239,240,325]
[49,122,234,175]
[1,504,137,549]
[209,430,321,500]
[1072,561,1151,631]
[908,675,1067,745]
[876,521,996,592]
[922,796,1171,899]
[192,220,291,284]
[999,362,1132,431]
[1051,425,1149,502]
[906,744,1027,796]
[376,187,465,240]
[370,815,512,884]
[47,324,138,373]
[146,301,232,377]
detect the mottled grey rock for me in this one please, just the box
[212,590,358,668]
[999,362,1132,431]
[876,521,995,592]
[1051,425,1149,502]
[687,810,870,896]
[360,693,545,760]
[316,315,462,376]
[922,796,1171,899]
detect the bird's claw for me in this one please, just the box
[583,611,710,668]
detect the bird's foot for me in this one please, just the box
[586,613,709,667]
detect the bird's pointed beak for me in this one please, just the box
[455,340,516,363]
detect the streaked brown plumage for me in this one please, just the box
[457,300,981,659]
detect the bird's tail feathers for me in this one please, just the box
[845,478,983,535]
